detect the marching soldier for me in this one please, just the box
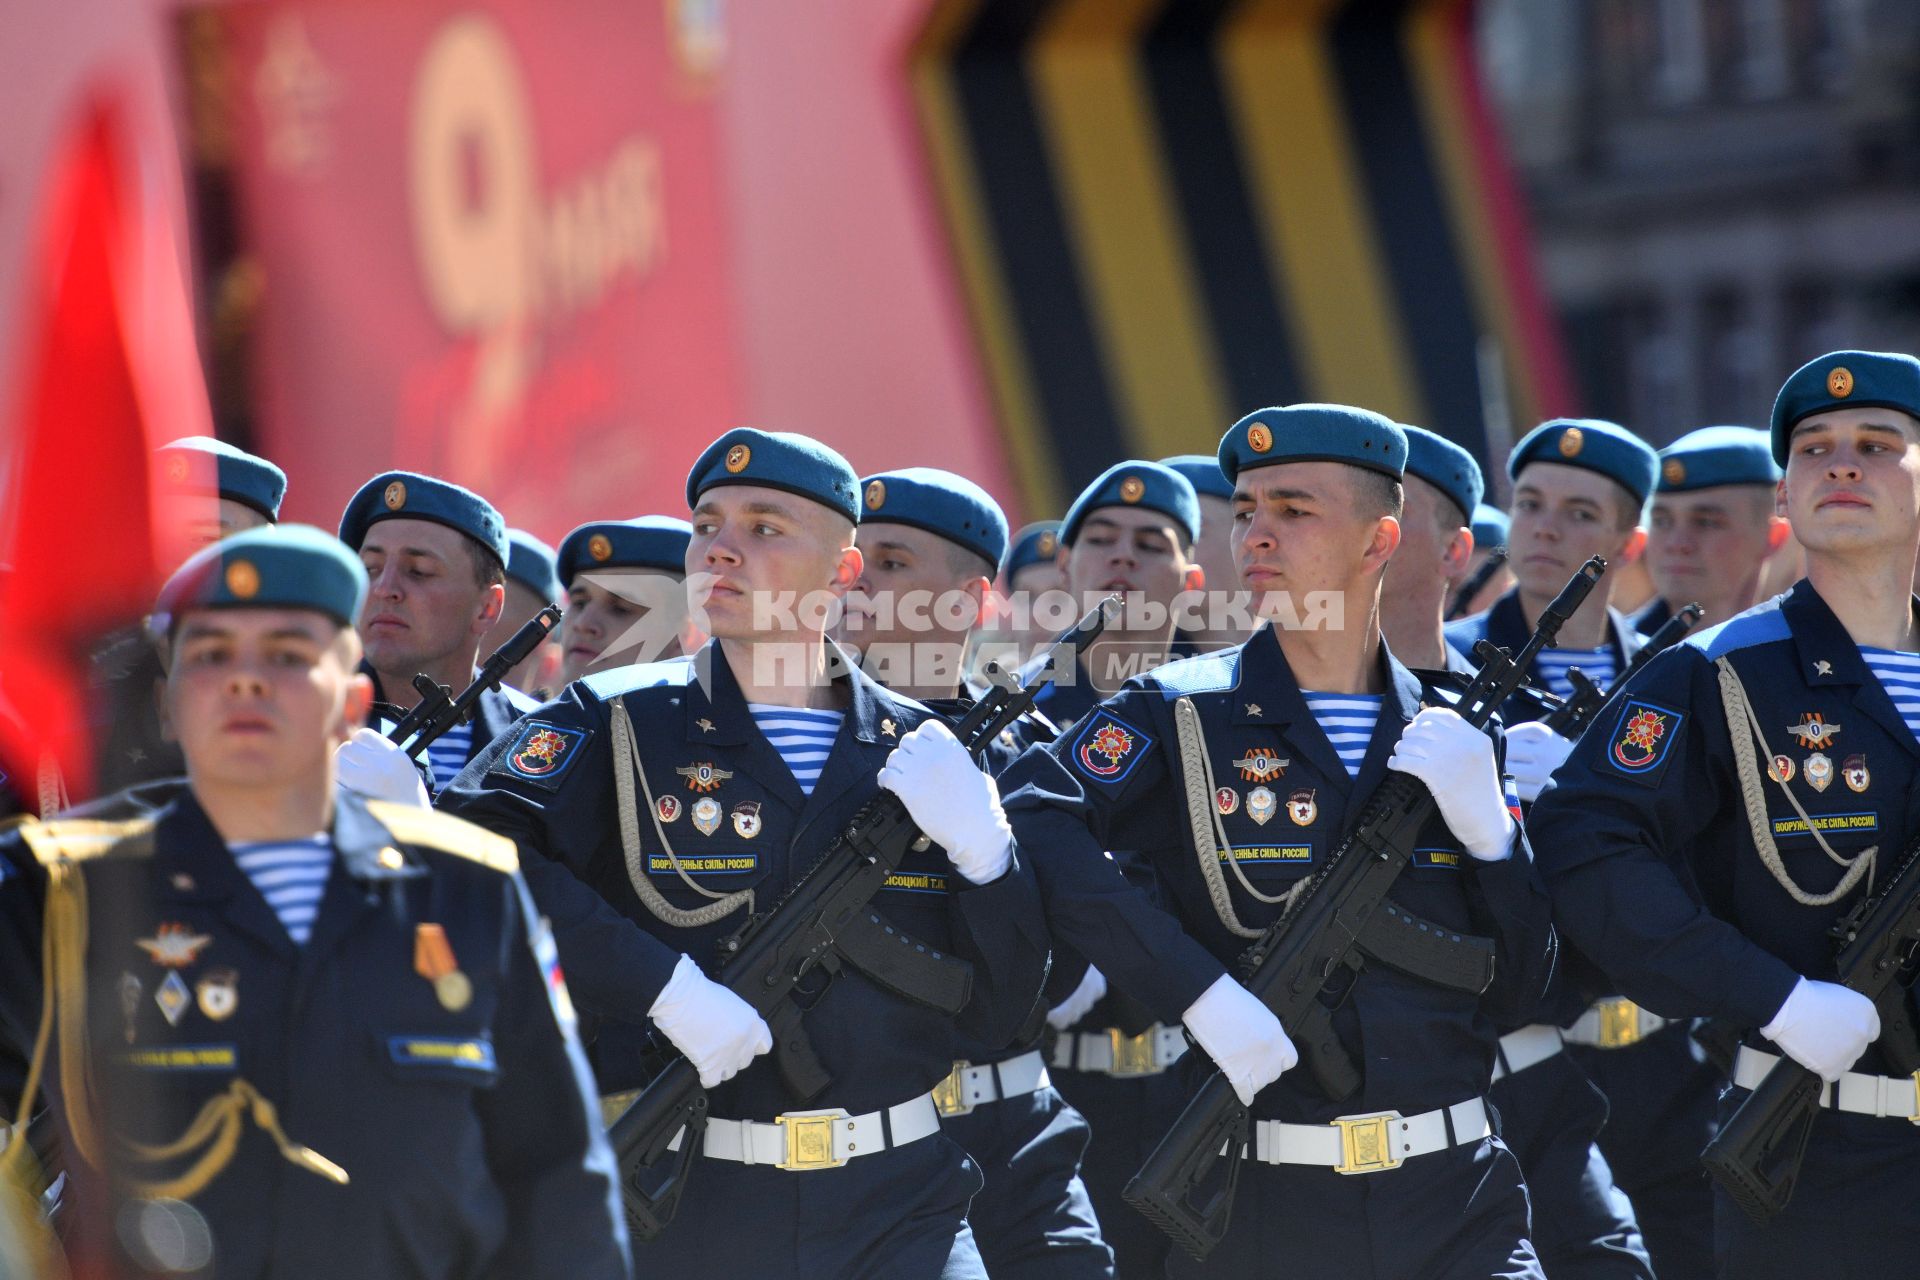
[1450,418,1660,1279]
[1160,455,1250,652]
[555,516,697,685]
[843,466,1112,1279]
[1530,351,1920,1278]
[0,524,628,1279]
[439,429,1049,1279]
[1003,405,1558,1278]
[337,472,539,795]
[1380,425,1485,673]
[1635,427,1789,635]
[485,529,564,697]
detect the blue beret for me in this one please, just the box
[339,471,509,568]
[504,530,561,601]
[1507,418,1659,506]
[859,468,1009,570]
[1471,504,1509,548]
[1004,522,1062,578]
[1157,454,1234,501]
[1218,404,1407,485]
[1769,350,1920,465]
[1657,426,1781,493]
[1061,461,1199,547]
[157,437,287,521]
[557,516,692,586]
[153,524,367,634]
[686,428,860,523]
[1400,425,1484,520]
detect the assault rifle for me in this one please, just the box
[1123,558,1605,1261]
[384,605,561,757]
[1701,834,1920,1224]
[609,598,1117,1241]
[1539,602,1703,738]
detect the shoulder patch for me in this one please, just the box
[1600,697,1686,785]
[1068,710,1153,785]
[364,802,518,873]
[494,719,593,790]
[18,817,158,867]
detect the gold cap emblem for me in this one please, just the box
[383,480,407,510]
[588,533,613,562]
[1558,427,1584,458]
[1037,531,1057,557]
[1828,366,1854,398]
[1119,476,1145,503]
[1662,458,1686,486]
[1247,423,1273,454]
[864,479,886,510]
[224,560,260,599]
[724,444,751,474]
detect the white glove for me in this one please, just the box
[1504,721,1574,806]
[877,719,1014,884]
[1387,707,1515,861]
[648,954,774,1088]
[1761,976,1879,1083]
[335,727,431,808]
[1047,966,1109,1030]
[1181,974,1297,1106]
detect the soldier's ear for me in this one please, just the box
[1183,564,1206,594]
[830,544,863,594]
[1765,516,1792,556]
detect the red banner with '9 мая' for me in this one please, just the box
[210,0,741,538]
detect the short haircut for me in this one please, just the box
[1355,470,1405,522]
[464,540,506,590]
[1434,492,1469,540]
[944,540,998,583]
[1608,479,1645,532]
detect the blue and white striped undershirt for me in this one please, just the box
[1302,693,1381,777]
[229,836,333,944]
[1533,646,1616,701]
[747,704,844,796]
[1861,647,1920,744]
[424,723,473,794]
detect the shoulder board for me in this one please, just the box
[363,802,519,874]
[1152,648,1240,697]
[581,657,695,701]
[18,816,159,868]
[1690,601,1790,660]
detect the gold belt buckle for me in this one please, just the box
[1108,1027,1162,1078]
[931,1061,975,1117]
[1332,1112,1403,1175]
[1596,998,1642,1049]
[774,1111,846,1171]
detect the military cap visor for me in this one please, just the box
[557,517,693,586]
[686,428,861,524]
[1060,461,1200,547]
[859,468,1009,570]
[1770,350,1920,466]
[339,471,509,567]
[153,524,369,635]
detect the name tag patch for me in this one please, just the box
[121,1044,237,1072]
[1413,847,1463,870]
[388,1037,497,1072]
[647,854,759,876]
[1771,811,1878,837]
[1218,844,1313,865]
[882,871,951,895]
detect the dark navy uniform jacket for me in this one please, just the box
[1529,581,1920,1051]
[1630,596,1674,638]
[438,642,1050,1119]
[1000,624,1556,1124]
[0,791,628,1280]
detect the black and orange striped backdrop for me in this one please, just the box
[909,0,1574,518]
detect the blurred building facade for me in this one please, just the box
[1482,0,1920,443]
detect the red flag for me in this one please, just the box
[0,95,213,805]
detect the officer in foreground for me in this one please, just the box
[1635,426,1789,635]
[1003,405,1557,1278]
[1530,350,1920,1277]
[555,516,697,684]
[441,429,1049,1279]
[842,467,1111,1279]
[0,524,628,1279]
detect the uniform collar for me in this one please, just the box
[1230,624,1416,799]
[1485,586,1640,668]
[1781,579,1920,759]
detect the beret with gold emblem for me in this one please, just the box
[152,524,368,635]
[1656,426,1780,493]
[1400,424,1485,521]
[156,436,288,522]
[338,471,509,568]
[1769,349,1920,466]
[859,467,1009,570]
[1061,460,1199,547]
[1471,504,1510,550]
[556,516,693,587]
[1004,521,1063,579]
[1157,454,1234,502]
[1217,404,1407,486]
[685,427,860,523]
[1507,418,1659,507]
[504,529,561,603]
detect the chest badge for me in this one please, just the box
[1843,753,1870,793]
[1768,754,1796,784]
[1288,789,1318,826]
[692,797,723,836]
[414,923,472,1013]
[1244,703,1263,718]
[155,971,191,1026]
[732,801,763,839]
[696,718,716,734]
[136,923,214,968]
[1814,660,1834,677]
[677,762,735,793]
[196,969,239,1021]
[881,718,898,738]
[1232,747,1289,783]
[1786,713,1841,751]
[1214,787,1240,816]
[1805,753,1834,793]
[656,795,683,824]
[1247,787,1277,825]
